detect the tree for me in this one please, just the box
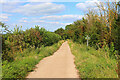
[54,28,65,39]
[54,28,65,35]
[0,22,11,33]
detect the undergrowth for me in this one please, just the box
[2,40,64,78]
[68,40,118,78]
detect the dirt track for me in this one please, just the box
[26,41,79,78]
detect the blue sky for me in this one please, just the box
[0,0,109,32]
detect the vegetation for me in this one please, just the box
[2,40,64,78]
[2,25,61,62]
[54,1,120,78]
[1,23,63,78]
[55,1,120,59]
[1,0,120,79]
[68,40,118,78]
[56,1,119,50]
[54,28,65,39]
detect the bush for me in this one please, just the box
[2,57,39,78]
[2,40,63,78]
[24,28,42,48]
[2,26,61,62]
[43,31,61,46]
[68,40,118,78]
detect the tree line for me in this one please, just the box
[1,24,61,62]
[1,0,120,62]
[55,1,120,58]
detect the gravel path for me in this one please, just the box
[26,41,79,78]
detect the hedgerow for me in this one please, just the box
[2,26,61,61]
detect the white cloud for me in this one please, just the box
[64,22,72,25]
[47,22,72,26]
[0,13,11,22]
[39,15,84,22]
[32,20,45,23]
[1,2,23,12]
[17,14,81,31]
[20,20,28,23]
[17,19,69,31]
[1,2,65,16]
[19,17,28,23]
[29,19,71,26]
[76,0,100,11]
[30,20,63,25]
[47,22,60,24]
[10,3,65,16]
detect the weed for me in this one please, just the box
[68,40,118,78]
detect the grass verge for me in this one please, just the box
[68,40,118,78]
[2,40,64,78]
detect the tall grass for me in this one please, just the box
[2,40,64,78]
[68,40,118,78]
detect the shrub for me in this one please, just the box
[2,26,61,62]
[68,40,118,78]
[2,40,63,78]
[23,28,42,48]
[43,31,61,46]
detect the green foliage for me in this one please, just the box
[2,35,14,61]
[62,5,120,59]
[68,40,118,78]
[2,26,61,62]
[2,57,38,78]
[43,31,61,46]
[2,40,64,78]
[12,25,23,34]
[103,42,118,59]
[24,28,42,48]
[0,22,11,33]
[54,28,65,39]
